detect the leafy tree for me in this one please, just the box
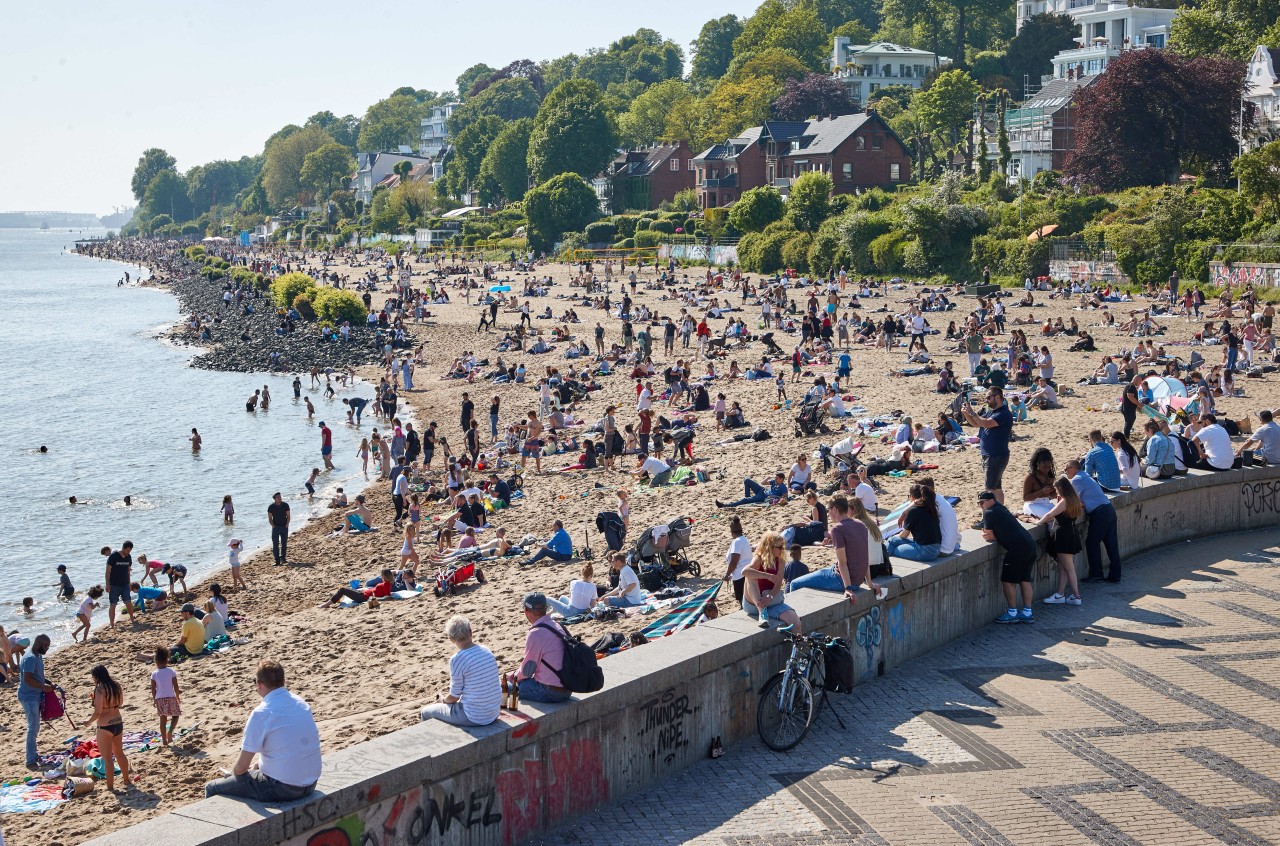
[386,182,435,229]
[1235,140,1280,216]
[263,125,334,208]
[605,28,685,86]
[441,115,505,199]
[772,73,857,120]
[141,169,193,222]
[471,59,546,99]
[357,94,424,151]
[672,189,700,213]
[1065,51,1248,190]
[448,77,541,136]
[312,288,367,324]
[478,118,534,204]
[725,47,810,87]
[186,160,246,213]
[733,0,830,71]
[976,95,992,181]
[305,111,361,152]
[1006,13,1078,97]
[881,0,1012,68]
[913,68,979,160]
[1169,7,1250,60]
[702,76,784,143]
[618,80,694,148]
[815,0,881,32]
[131,148,177,202]
[300,143,356,198]
[456,64,496,100]
[663,96,709,151]
[527,79,617,184]
[691,15,744,86]
[390,86,439,104]
[729,186,785,232]
[787,172,834,232]
[540,53,581,93]
[831,20,874,44]
[523,173,600,251]
[576,51,626,90]
[996,91,1012,176]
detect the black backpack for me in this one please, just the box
[541,623,605,693]
[823,637,855,694]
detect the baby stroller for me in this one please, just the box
[626,517,702,589]
[794,397,830,437]
[760,333,786,357]
[433,556,485,597]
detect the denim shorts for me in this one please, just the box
[742,597,793,620]
[108,585,131,606]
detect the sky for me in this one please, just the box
[2,0,759,215]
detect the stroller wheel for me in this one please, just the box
[433,585,445,597]
[688,560,702,578]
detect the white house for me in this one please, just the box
[354,151,433,205]
[420,102,459,159]
[1048,0,1176,81]
[830,40,948,106]
[1245,45,1280,150]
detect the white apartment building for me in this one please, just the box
[1245,45,1280,150]
[420,102,459,159]
[1046,0,1176,80]
[353,152,432,205]
[830,40,948,106]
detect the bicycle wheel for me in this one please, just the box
[757,671,816,752]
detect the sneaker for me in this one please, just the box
[1044,593,1066,604]
[1019,610,1035,623]
[995,610,1020,624]
[1065,594,1082,605]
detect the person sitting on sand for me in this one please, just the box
[520,520,574,566]
[320,569,395,608]
[1027,377,1061,409]
[432,527,513,563]
[599,553,645,608]
[547,562,598,617]
[341,495,375,534]
[328,488,348,508]
[170,603,206,658]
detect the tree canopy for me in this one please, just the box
[691,15,744,86]
[263,126,334,208]
[300,143,356,198]
[131,148,177,202]
[913,69,979,160]
[618,79,694,148]
[478,118,534,204]
[733,0,830,71]
[455,63,496,99]
[1005,13,1078,97]
[523,173,599,250]
[729,186,785,232]
[772,73,857,121]
[441,115,505,199]
[448,77,541,137]
[356,94,424,151]
[527,79,618,185]
[304,111,361,152]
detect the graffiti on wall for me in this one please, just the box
[855,605,883,680]
[637,688,698,766]
[286,738,608,846]
[1049,259,1128,285]
[1210,262,1280,289]
[657,244,740,266]
[1242,480,1280,516]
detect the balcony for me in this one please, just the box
[701,175,738,189]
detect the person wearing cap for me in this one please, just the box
[422,616,502,727]
[267,492,290,565]
[515,593,570,703]
[170,604,206,658]
[319,420,333,470]
[978,491,1038,624]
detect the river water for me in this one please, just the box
[0,228,374,646]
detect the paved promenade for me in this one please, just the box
[543,527,1280,846]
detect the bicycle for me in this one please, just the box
[756,626,847,752]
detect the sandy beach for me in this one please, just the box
[3,247,1275,846]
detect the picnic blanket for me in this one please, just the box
[0,779,66,813]
[641,583,722,639]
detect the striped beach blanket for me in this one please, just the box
[641,584,721,639]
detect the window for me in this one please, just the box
[688,158,695,171]
[857,137,866,150]
[872,135,883,150]
[843,162,852,181]
[890,163,901,181]
[670,158,680,171]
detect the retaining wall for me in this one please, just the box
[86,466,1280,846]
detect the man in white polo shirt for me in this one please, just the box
[205,660,321,803]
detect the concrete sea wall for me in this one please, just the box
[85,466,1280,846]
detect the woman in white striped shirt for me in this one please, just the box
[420,616,502,727]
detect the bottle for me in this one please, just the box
[500,671,510,710]
[508,674,519,711]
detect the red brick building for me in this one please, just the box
[692,113,910,209]
[600,141,698,213]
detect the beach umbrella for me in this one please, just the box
[489,285,511,293]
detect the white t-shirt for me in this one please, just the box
[78,596,96,618]
[1193,424,1234,470]
[725,535,752,580]
[568,579,597,610]
[242,688,323,787]
[151,666,178,699]
[640,456,669,476]
[637,388,652,411]
[855,482,877,514]
[616,565,642,602]
[790,463,812,486]
[935,494,959,555]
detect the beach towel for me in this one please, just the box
[339,588,425,608]
[346,514,375,532]
[0,780,66,813]
[641,584,722,638]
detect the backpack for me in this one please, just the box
[41,686,72,725]
[823,638,856,694]
[541,622,605,693]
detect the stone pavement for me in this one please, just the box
[541,527,1280,846]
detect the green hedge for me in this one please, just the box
[271,272,317,308]
[584,221,617,243]
[313,288,367,325]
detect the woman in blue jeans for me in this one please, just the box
[18,634,53,769]
[886,484,943,562]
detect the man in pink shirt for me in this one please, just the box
[516,593,570,703]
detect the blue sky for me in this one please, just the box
[3,0,757,214]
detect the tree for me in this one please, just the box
[703,77,784,144]
[1235,140,1280,215]
[540,53,581,93]
[913,68,979,160]
[299,143,355,198]
[448,77,541,136]
[141,169,193,222]
[831,20,874,44]
[996,91,1012,176]
[881,0,1011,69]
[725,47,810,87]
[386,181,435,229]
[664,96,709,151]
[1006,13,1079,97]
[186,160,246,213]
[729,186,785,232]
[815,0,881,32]
[618,80,694,148]
[527,79,617,185]
[1065,51,1248,190]
[263,125,334,208]
[356,94,423,151]
[131,148,177,202]
[691,14,744,86]
[772,73,857,120]
[787,172,833,232]
[470,59,546,99]
[975,95,992,181]
[455,64,496,100]
[1169,7,1251,60]
[305,111,361,151]
[478,118,534,204]
[606,28,685,86]
[312,288,367,324]
[523,173,600,251]
[441,115,505,199]
[733,0,830,71]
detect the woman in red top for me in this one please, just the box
[321,568,395,608]
[742,531,803,633]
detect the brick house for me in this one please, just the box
[692,113,910,209]
[598,141,698,213]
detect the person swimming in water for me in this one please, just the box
[190,428,202,452]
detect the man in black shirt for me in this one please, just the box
[103,540,137,628]
[979,490,1037,624]
[267,492,291,565]
[460,392,475,437]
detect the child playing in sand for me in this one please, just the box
[150,647,181,747]
[221,495,235,525]
[228,539,247,590]
[161,563,189,597]
[72,586,104,643]
[304,467,320,497]
[54,564,74,600]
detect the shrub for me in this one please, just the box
[617,237,636,249]
[584,221,617,244]
[271,272,317,308]
[634,230,662,248]
[869,231,907,272]
[184,245,206,259]
[635,218,652,231]
[612,216,639,238]
[741,228,794,273]
[781,233,813,273]
[312,288,367,325]
[292,293,316,321]
[649,219,675,235]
